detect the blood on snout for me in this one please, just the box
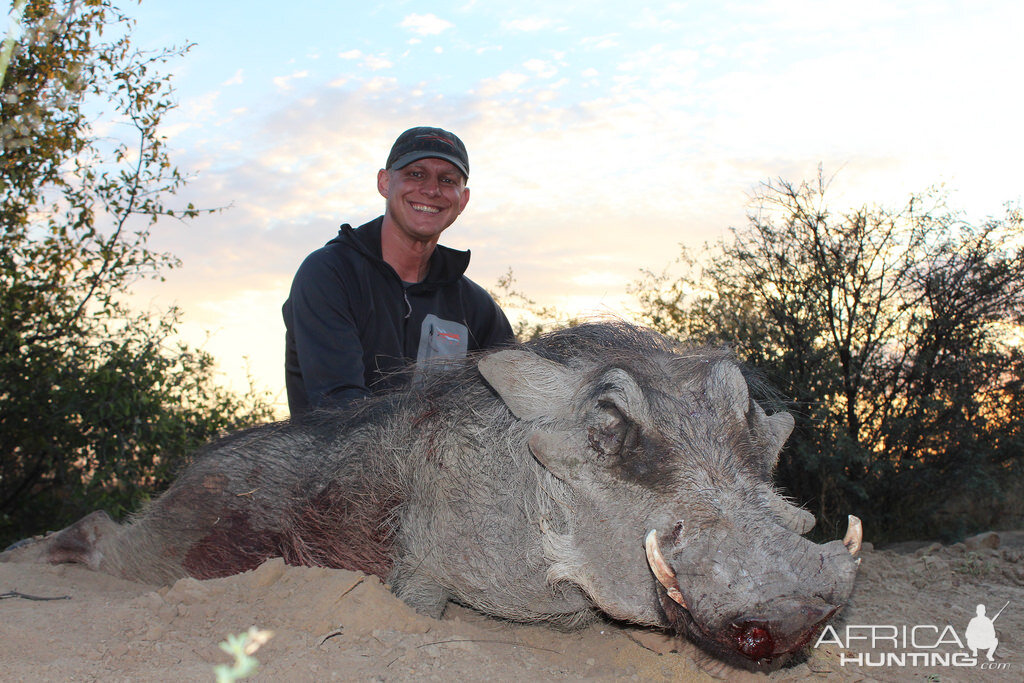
[734,622,774,661]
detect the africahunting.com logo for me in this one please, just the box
[815,599,1013,671]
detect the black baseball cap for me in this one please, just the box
[386,126,469,179]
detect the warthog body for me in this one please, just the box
[2,323,861,670]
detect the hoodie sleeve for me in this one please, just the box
[462,278,516,350]
[283,247,370,417]
[479,296,515,348]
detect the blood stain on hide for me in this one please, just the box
[279,481,402,579]
[182,482,402,581]
[182,512,271,579]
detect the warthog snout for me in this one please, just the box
[646,516,862,668]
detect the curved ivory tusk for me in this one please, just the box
[644,529,686,608]
[843,515,863,556]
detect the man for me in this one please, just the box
[283,126,514,419]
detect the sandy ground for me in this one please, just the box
[1,532,1021,682]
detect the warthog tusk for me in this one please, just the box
[843,515,863,556]
[644,529,686,608]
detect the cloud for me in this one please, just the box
[363,55,393,70]
[503,17,554,32]
[400,13,453,36]
[579,34,619,50]
[628,6,685,31]
[523,59,556,78]
[222,69,244,86]
[365,76,398,91]
[476,71,529,97]
[272,70,309,91]
[337,49,391,70]
[162,89,223,140]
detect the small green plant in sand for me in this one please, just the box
[214,627,274,682]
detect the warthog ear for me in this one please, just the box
[751,401,795,471]
[765,411,795,458]
[706,361,750,420]
[477,349,574,421]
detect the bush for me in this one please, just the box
[634,171,1024,543]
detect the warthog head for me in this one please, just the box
[478,324,861,670]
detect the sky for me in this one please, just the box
[35,1,1024,413]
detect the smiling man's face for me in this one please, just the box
[378,157,470,246]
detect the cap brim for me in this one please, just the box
[389,151,469,178]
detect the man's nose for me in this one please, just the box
[421,177,441,196]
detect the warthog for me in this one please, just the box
[2,322,861,670]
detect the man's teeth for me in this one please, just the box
[412,204,440,214]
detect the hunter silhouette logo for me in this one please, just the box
[965,601,1008,661]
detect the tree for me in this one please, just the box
[635,171,1024,542]
[489,268,576,341]
[0,0,275,545]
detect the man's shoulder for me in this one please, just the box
[297,220,383,275]
[454,274,512,327]
[455,272,496,301]
[295,240,355,280]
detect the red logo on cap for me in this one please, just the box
[418,133,455,147]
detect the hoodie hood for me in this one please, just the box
[329,216,471,289]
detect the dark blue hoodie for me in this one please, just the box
[283,216,514,418]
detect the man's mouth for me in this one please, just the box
[411,203,441,214]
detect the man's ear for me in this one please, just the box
[458,186,470,214]
[377,168,390,198]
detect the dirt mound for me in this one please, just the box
[2,533,1021,681]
